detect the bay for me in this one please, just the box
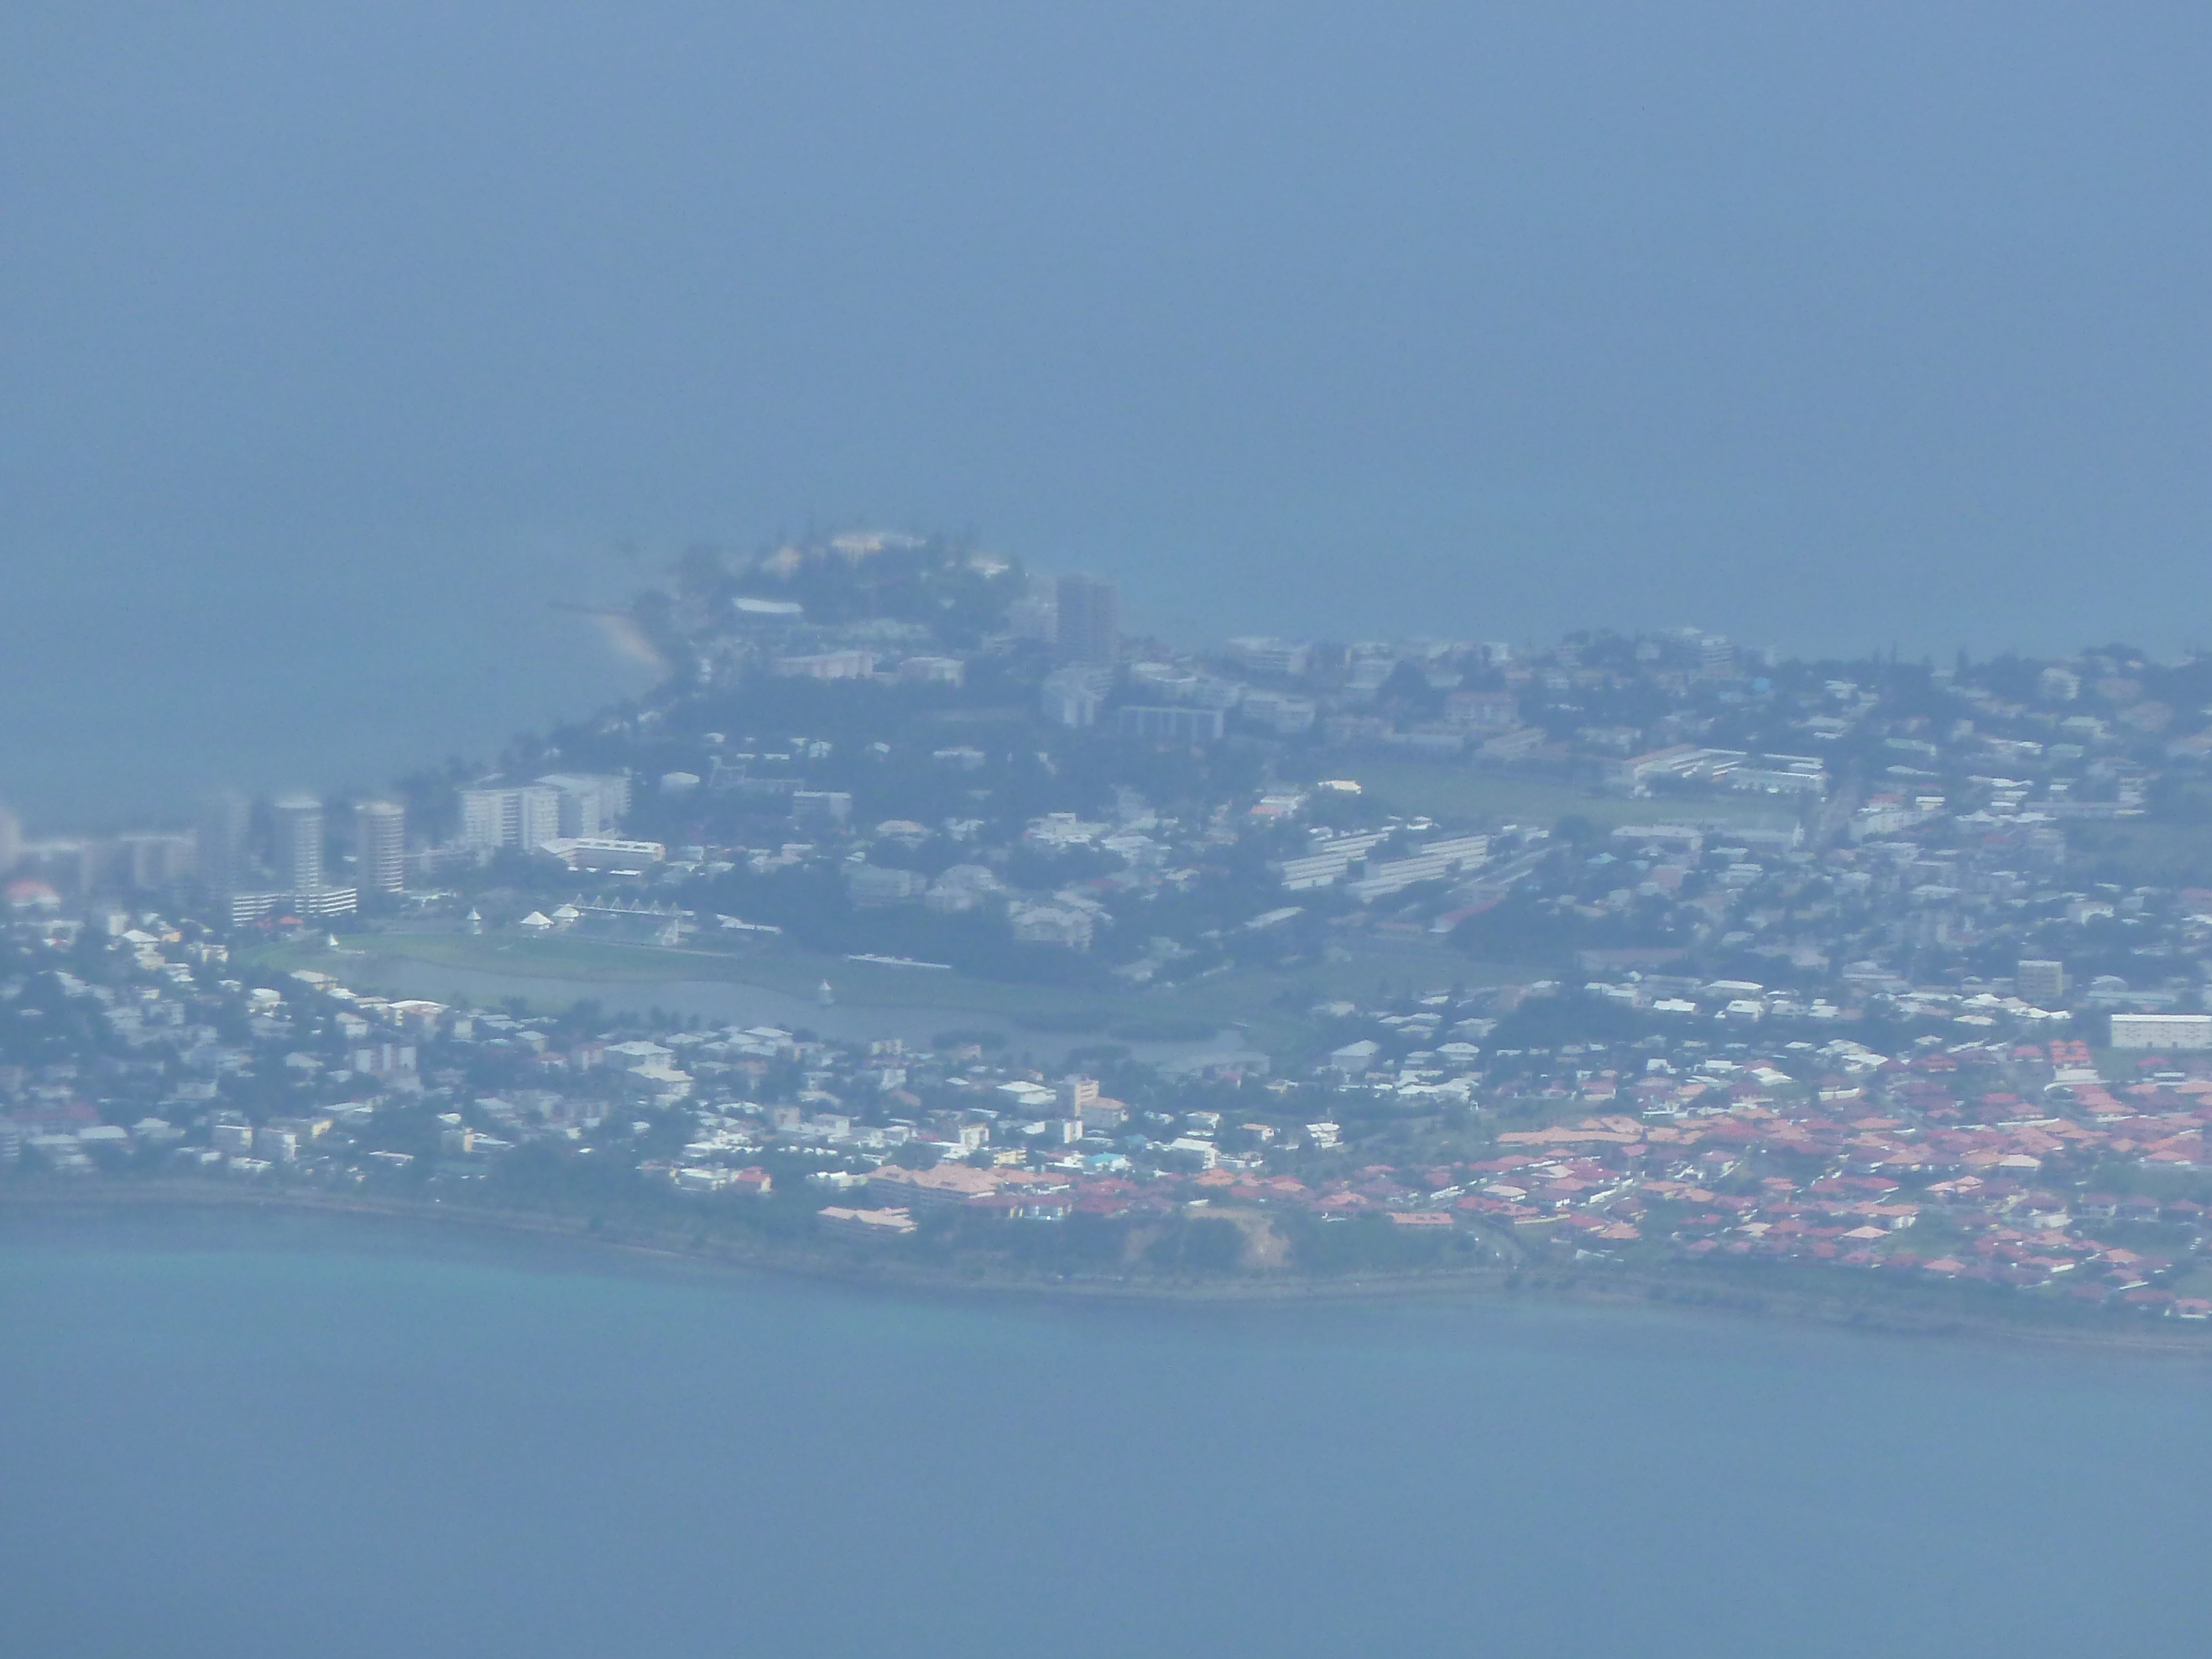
[9,8,2212,825]
[2,1211,2208,1657]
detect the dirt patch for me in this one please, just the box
[1214,1207,1290,1270]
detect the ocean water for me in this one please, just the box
[7,6,2212,825]
[3,1211,2209,1658]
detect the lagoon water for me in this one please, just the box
[4,1212,2210,1658]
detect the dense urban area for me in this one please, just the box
[12,533,2212,1332]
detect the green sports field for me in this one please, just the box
[1337,759,1802,833]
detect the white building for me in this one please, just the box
[793,790,852,827]
[1042,665,1112,728]
[538,837,665,874]
[773,650,875,680]
[2110,1013,2212,1050]
[1327,1040,1380,1077]
[356,800,405,894]
[1239,690,1317,735]
[460,784,564,851]
[272,795,323,893]
[1345,835,1489,903]
[1274,830,1392,891]
[1114,705,1224,744]
[847,865,928,907]
[1225,637,1310,678]
[535,774,632,837]
[110,830,195,889]
[1010,901,1094,950]
[896,656,966,686]
[925,864,1001,914]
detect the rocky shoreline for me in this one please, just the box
[9,1182,2212,1359]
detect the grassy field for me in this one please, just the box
[250,924,1527,1062]
[1165,934,1523,1052]
[257,931,1130,1024]
[1336,759,1799,833]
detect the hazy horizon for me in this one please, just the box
[6,3,2210,822]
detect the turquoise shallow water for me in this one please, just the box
[3,1209,2209,1658]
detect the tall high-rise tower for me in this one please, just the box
[197,789,252,898]
[272,794,324,894]
[356,800,405,895]
[1055,573,1119,665]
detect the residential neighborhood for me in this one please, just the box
[9,535,2212,1324]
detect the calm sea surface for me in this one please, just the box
[3,1210,2208,1658]
[9,8,2212,825]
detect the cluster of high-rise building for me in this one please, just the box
[0,763,636,926]
[1006,571,1120,662]
[457,774,632,852]
[0,815,196,902]
[195,791,409,926]
[1033,573,1123,728]
[0,789,410,925]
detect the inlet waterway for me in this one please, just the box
[4,1209,2209,1658]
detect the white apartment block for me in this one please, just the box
[1346,835,1491,903]
[2110,1013,2212,1050]
[1275,831,1393,891]
[460,785,562,851]
[535,774,632,837]
[461,774,630,851]
[1225,637,1310,678]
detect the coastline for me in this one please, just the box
[8,1182,2211,1359]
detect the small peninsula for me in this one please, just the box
[8,534,2212,1345]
